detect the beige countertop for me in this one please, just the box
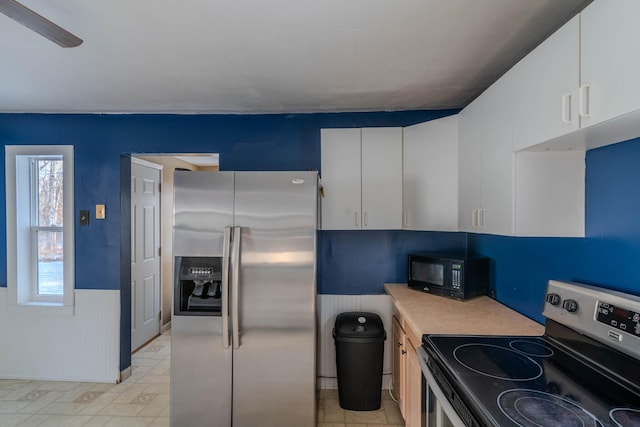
[385,283,545,346]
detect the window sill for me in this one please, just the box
[8,302,74,316]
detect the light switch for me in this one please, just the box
[79,210,90,226]
[96,204,106,220]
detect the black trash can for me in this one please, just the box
[332,311,386,410]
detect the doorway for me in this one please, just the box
[130,154,219,353]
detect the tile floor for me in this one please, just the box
[0,332,171,427]
[317,389,404,427]
[0,331,404,427]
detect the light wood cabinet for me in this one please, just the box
[402,115,458,231]
[320,127,402,230]
[391,314,422,427]
[391,316,407,417]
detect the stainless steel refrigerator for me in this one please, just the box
[170,171,317,427]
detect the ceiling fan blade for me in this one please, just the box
[0,0,82,48]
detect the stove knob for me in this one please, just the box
[545,293,561,306]
[562,299,579,313]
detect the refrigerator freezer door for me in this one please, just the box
[231,171,317,427]
[173,171,235,257]
[171,171,234,427]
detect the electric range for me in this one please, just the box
[421,280,640,427]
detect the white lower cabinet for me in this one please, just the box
[403,115,458,231]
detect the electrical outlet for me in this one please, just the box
[80,210,90,226]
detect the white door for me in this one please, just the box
[131,158,162,351]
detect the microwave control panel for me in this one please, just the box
[451,263,462,289]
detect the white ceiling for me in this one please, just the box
[0,0,590,114]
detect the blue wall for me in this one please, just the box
[469,137,640,323]
[0,111,457,291]
[0,110,458,370]
[2,112,640,366]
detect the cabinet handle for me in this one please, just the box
[364,211,368,227]
[472,209,480,228]
[479,209,485,229]
[355,212,359,227]
[561,93,572,124]
[579,83,590,118]
[402,211,408,227]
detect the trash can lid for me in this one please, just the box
[333,311,386,340]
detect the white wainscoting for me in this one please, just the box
[317,294,393,390]
[0,288,120,382]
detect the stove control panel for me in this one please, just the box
[543,280,640,360]
[596,302,640,337]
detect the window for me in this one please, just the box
[6,146,74,311]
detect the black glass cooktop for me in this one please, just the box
[424,330,640,427]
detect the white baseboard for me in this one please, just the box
[161,321,172,334]
[120,366,132,383]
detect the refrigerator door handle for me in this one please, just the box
[222,226,232,349]
[231,226,241,349]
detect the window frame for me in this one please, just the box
[6,146,74,313]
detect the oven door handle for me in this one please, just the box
[417,347,467,427]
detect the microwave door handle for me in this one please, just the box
[231,226,241,349]
[222,226,231,349]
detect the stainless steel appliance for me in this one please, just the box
[418,280,640,426]
[170,171,318,427]
[408,252,489,300]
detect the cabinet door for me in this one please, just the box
[361,127,403,229]
[391,317,406,418]
[511,16,580,151]
[403,116,458,231]
[581,0,640,128]
[320,128,362,230]
[479,68,515,236]
[458,100,483,232]
[515,151,585,237]
[404,344,423,427]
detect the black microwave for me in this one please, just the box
[408,252,489,300]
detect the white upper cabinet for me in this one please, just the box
[402,115,458,231]
[515,151,585,237]
[320,127,402,230]
[459,52,585,237]
[580,0,640,128]
[458,70,515,235]
[511,16,580,152]
[458,98,483,233]
[513,1,640,151]
[361,128,403,229]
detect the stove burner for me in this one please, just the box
[498,389,604,427]
[509,339,555,357]
[610,408,640,427]
[453,344,543,381]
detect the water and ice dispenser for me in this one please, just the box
[174,256,223,316]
